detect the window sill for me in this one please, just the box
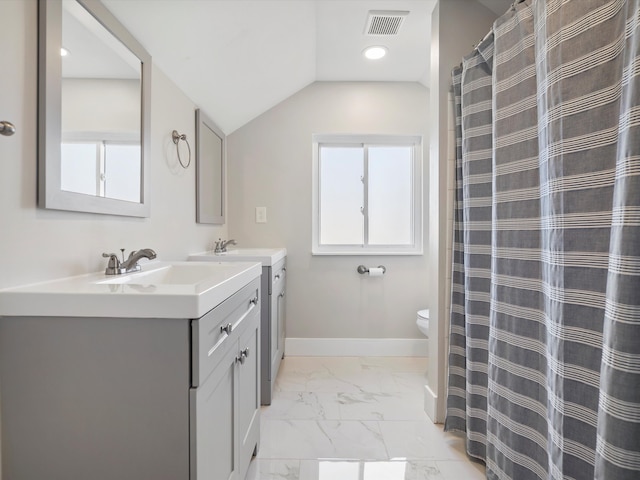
[311,248,423,256]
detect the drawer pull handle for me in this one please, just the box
[209,300,258,358]
[274,274,280,281]
[230,300,258,335]
[282,267,286,273]
[279,291,285,298]
[236,347,250,364]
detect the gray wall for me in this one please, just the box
[227,81,430,340]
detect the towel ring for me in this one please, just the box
[172,130,191,169]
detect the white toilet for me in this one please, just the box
[417,309,430,337]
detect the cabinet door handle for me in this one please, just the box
[279,291,285,298]
[220,323,233,335]
[282,267,286,273]
[236,347,250,364]
[274,274,280,281]
[249,296,258,306]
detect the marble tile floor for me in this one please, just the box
[246,356,486,480]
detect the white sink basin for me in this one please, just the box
[96,264,235,286]
[0,261,261,319]
[189,248,286,266]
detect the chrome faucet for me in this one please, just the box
[102,248,157,275]
[214,238,237,254]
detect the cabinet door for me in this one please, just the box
[237,312,261,479]
[190,345,238,480]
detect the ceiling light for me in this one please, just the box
[363,46,387,60]
[60,47,69,57]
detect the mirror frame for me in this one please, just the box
[38,0,152,217]
[195,108,226,225]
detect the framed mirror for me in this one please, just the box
[195,109,225,224]
[38,0,151,217]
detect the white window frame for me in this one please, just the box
[312,134,423,256]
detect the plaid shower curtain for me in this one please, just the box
[445,1,640,479]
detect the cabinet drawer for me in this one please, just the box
[191,278,260,387]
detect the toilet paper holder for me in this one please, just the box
[357,265,386,275]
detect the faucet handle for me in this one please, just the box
[102,253,122,275]
[102,252,120,264]
[214,238,223,254]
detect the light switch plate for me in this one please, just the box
[256,207,267,223]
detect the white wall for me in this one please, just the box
[0,3,227,473]
[227,82,430,347]
[426,0,500,421]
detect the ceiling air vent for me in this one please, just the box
[364,10,409,36]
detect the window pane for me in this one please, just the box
[319,146,364,245]
[368,146,412,245]
[60,143,98,196]
[104,144,141,202]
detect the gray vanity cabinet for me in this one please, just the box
[262,257,286,404]
[190,278,261,480]
[187,249,287,406]
[0,278,261,480]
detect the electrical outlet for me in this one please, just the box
[256,207,267,223]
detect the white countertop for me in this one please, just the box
[188,248,286,266]
[0,261,262,319]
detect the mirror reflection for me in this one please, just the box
[196,109,225,225]
[60,0,141,202]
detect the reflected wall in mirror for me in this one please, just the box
[195,109,225,225]
[38,0,151,217]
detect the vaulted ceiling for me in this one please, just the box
[101,0,511,134]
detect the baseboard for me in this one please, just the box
[284,337,428,357]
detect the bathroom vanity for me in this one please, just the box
[189,248,286,404]
[0,261,261,480]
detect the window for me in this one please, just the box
[312,134,423,255]
[61,140,141,202]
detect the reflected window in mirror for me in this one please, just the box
[61,140,140,201]
[38,0,151,217]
